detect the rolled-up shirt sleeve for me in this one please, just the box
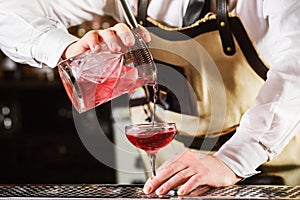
[0,0,124,68]
[215,0,300,178]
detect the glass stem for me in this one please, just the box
[148,153,157,177]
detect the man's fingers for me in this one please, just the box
[177,174,207,195]
[98,29,121,52]
[78,30,101,50]
[111,23,135,46]
[143,158,187,194]
[83,23,151,53]
[155,168,194,196]
[137,25,151,43]
[64,22,152,58]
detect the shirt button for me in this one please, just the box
[42,54,48,61]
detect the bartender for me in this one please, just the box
[1,0,300,196]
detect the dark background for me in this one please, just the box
[0,16,117,184]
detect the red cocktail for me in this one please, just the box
[125,123,177,176]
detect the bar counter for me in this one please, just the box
[0,184,299,199]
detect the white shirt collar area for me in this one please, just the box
[147,0,189,27]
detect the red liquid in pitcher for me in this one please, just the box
[126,128,177,153]
[61,64,144,113]
[79,65,143,110]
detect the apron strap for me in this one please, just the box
[183,0,209,26]
[217,0,236,55]
[137,0,149,26]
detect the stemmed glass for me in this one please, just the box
[125,123,177,177]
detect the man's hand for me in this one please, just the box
[62,23,151,59]
[143,151,241,196]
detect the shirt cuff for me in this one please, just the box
[214,130,269,178]
[33,28,78,68]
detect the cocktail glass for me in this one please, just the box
[125,123,177,177]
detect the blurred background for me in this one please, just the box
[0,15,146,185]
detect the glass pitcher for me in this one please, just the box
[58,37,157,113]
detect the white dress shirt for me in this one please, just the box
[0,0,300,178]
